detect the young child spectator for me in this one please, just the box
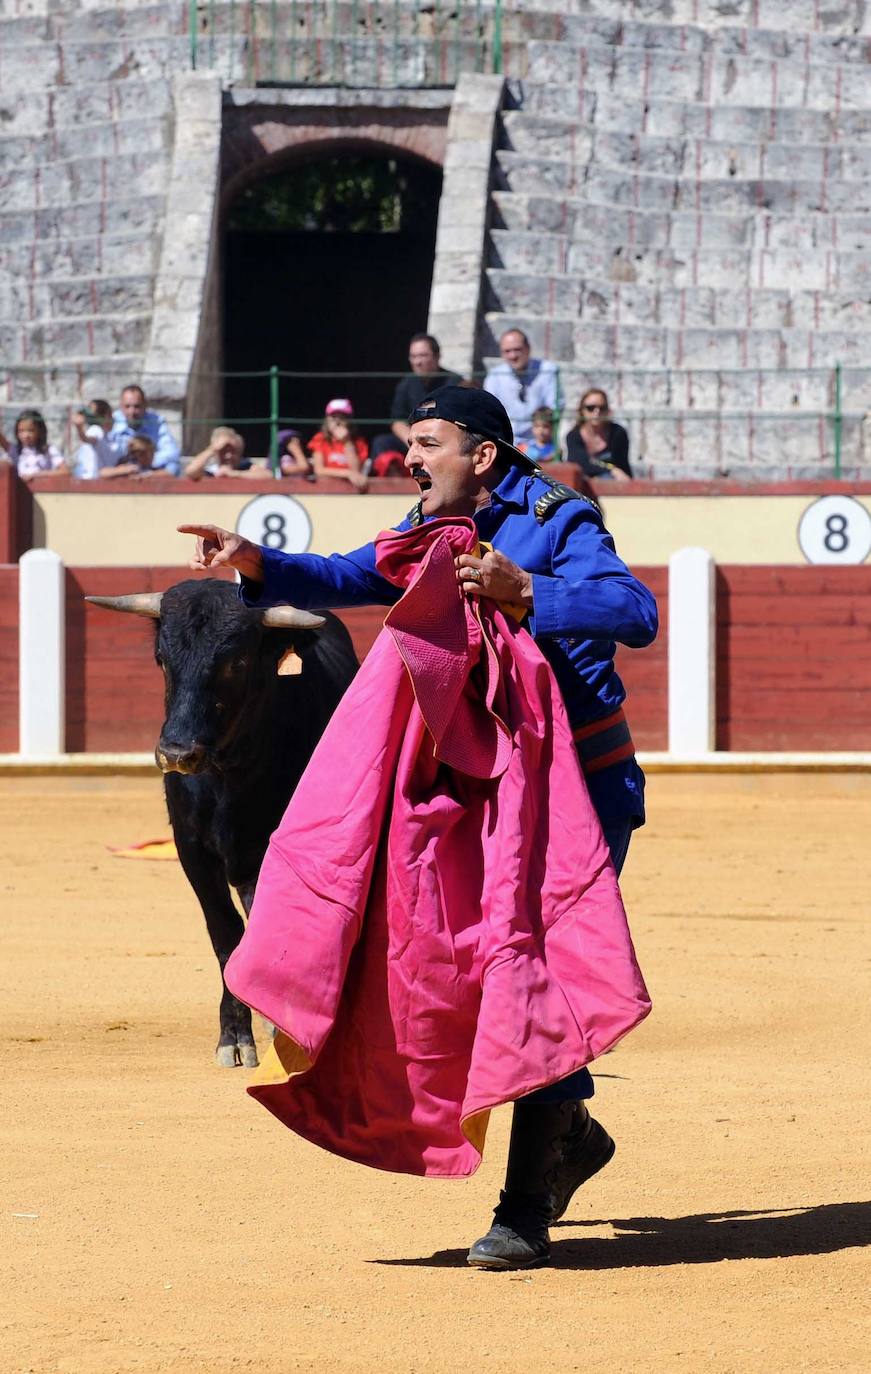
[564,389,632,481]
[307,400,368,492]
[0,409,66,478]
[185,427,264,480]
[71,399,117,479]
[278,428,313,479]
[518,407,558,464]
[101,434,162,480]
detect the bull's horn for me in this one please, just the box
[261,605,325,630]
[85,593,163,619]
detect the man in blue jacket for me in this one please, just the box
[110,384,181,476]
[180,386,658,1271]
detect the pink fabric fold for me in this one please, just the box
[224,518,650,1178]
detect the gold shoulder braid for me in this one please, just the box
[532,468,600,523]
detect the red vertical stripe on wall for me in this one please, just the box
[0,567,19,751]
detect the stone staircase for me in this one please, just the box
[0,1,186,451]
[484,1,871,477]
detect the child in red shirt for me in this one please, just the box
[308,399,368,491]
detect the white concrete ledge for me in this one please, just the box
[226,88,452,110]
[0,754,158,776]
[638,752,871,772]
[3,752,871,777]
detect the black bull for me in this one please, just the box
[87,579,359,1066]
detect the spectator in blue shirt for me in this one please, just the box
[483,328,560,445]
[110,385,181,476]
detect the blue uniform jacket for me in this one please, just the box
[240,465,658,827]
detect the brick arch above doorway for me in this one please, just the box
[221,94,451,206]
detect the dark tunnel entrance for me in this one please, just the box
[223,151,443,459]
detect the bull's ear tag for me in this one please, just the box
[277,646,303,676]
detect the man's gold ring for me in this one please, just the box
[467,568,481,581]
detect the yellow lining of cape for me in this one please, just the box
[250,1030,312,1085]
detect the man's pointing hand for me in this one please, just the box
[177,524,265,582]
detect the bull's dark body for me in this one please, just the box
[157,579,358,1064]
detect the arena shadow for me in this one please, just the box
[370,1200,871,1270]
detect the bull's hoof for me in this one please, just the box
[215,1041,260,1068]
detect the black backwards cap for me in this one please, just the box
[409,385,538,472]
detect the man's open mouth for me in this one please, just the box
[411,466,432,493]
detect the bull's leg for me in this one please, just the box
[173,831,258,1068]
[235,882,275,1042]
[236,881,256,916]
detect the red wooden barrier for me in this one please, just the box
[0,466,33,563]
[67,567,235,753]
[14,560,871,757]
[0,566,19,752]
[66,567,667,755]
[616,568,668,751]
[716,565,871,750]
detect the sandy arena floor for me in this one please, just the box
[1,773,869,1374]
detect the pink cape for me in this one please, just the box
[225,518,650,1178]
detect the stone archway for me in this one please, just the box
[217,96,450,458]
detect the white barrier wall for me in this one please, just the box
[667,547,716,757]
[19,548,65,756]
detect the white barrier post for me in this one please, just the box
[668,547,716,757]
[19,548,65,757]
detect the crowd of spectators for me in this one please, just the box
[0,333,638,489]
[0,383,182,482]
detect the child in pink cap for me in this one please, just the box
[307,399,368,491]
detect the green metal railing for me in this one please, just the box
[0,362,856,480]
[189,0,505,88]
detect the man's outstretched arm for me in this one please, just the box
[177,524,399,610]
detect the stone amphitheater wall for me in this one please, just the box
[2,0,871,476]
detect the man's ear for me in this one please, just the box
[472,439,500,478]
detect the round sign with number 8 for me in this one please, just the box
[798,494,871,566]
[236,494,312,556]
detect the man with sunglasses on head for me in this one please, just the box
[179,385,657,1272]
[483,328,561,446]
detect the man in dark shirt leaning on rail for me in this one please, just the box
[179,385,658,1271]
[368,333,462,471]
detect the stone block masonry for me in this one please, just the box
[0,2,185,452]
[483,4,871,478]
[2,2,871,479]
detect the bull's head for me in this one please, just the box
[86,585,324,775]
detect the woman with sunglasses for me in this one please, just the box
[565,388,632,482]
